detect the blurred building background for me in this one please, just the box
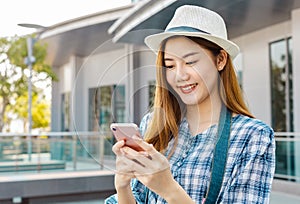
[0,0,300,203]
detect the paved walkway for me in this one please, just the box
[270,191,300,204]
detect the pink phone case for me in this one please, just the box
[110,123,144,151]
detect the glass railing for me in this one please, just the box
[0,131,300,183]
[274,132,300,182]
[0,131,116,175]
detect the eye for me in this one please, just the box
[164,64,175,69]
[186,60,198,66]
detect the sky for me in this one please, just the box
[0,0,131,38]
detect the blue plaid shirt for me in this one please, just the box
[105,113,275,204]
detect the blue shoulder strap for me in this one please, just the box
[205,104,232,204]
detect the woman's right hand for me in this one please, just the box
[112,140,136,190]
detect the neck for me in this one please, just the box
[186,95,222,135]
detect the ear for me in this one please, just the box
[216,50,228,71]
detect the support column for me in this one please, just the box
[125,44,135,123]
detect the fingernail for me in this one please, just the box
[119,140,124,145]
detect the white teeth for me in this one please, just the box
[181,84,195,91]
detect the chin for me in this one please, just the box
[182,99,201,106]
[181,95,207,106]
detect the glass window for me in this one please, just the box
[270,40,287,132]
[51,92,71,160]
[112,85,126,123]
[148,80,156,107]
[87,85,126,158]
[270,38,294,178]
[89,85,126,132]
[99,86,114,132]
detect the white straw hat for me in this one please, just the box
[144,5,240,59]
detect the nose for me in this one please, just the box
[175,63,189,82]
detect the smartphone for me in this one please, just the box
[110,123,144,151]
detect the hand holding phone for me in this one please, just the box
[110,123,144,151]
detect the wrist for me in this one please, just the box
[116,183,131,193]
[116,183,136,204]
[160,178,179,201]
[114,173,132,191]
[161,178,194,204]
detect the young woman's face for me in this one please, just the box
[164,37,220,106]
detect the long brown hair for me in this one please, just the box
[144,36,254,154]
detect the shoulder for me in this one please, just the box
[230,114,275,155]
[232,114,273,132]
[232,114,273,137]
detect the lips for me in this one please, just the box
[178,83,198,94]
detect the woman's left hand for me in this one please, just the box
[120,135,173,195]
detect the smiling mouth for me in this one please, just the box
[178,83,198,93]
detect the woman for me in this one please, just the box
[105,5,275,204]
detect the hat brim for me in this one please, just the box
[145,32,240,59]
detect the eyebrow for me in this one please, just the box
[164,52,199,61]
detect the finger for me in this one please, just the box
[117,156,146,172]
[126,157,148,171]
[112,140,125,155]
[116,157,137,174]
[132,135,157,154]
[121,147,151,168]
[121,147,152,162]
[121,146,139,159]
[119,150,170,175]
[139,151,153,160]
[121,149,157,170]
[121,145,152,160]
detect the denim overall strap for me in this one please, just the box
[205,104,232,204]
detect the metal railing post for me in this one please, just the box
[99,134,104,170]
[72,134,77,170]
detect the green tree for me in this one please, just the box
[0,35,57,132]
[7,94,50,131]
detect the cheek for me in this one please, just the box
[194,65,219,86]
[166,70,175,86]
